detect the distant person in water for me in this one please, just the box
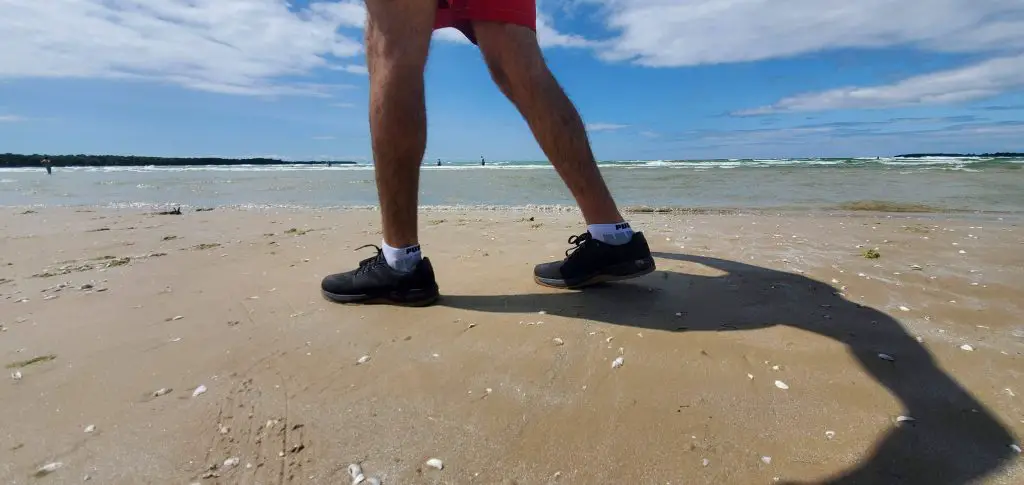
[436,158,441,166]
[41,157,52,175]
[480,156,485,166]
[320,0,654,306]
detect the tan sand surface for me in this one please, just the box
[1,207,1022,484]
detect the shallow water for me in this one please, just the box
[2,158,1023,212]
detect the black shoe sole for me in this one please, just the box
[534,257,656,289]
[321,288,440,307]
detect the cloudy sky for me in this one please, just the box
[1,0,1022,160]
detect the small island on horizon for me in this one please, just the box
[0,153,357,168]
[894,152,1024,158]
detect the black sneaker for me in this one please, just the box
[533,232,656,289]
[321,245,440,306]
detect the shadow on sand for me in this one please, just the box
[440,252,1016,484]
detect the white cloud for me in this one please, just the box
[0,0,365,96]
[536,14,592,48]
[736,55,1024,114]
[586,123,628,131]
[0,114,24,122]
[330,64,369,75]
[591,0,1024,67]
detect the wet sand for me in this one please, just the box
[1,207,1022,484]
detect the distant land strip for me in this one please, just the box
[0,153,356,168]
[894,152,1024,158]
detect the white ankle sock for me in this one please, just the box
[382,241,422,272]
[588,222,634,246]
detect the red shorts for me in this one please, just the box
[434,0,536,45]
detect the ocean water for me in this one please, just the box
[2,157,1023,213]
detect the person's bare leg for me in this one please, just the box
[473,21,623,225]
[365,0,436,247]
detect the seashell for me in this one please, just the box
[960,344,974,352]
[896,415,915,424]
[1010,444,1022,454]
[425,458,444,470]
[552,337,564,346]
[35,462,63,476]
[11,371,22,380]
[877,353,895,362]
[701,458,710,467]
[774,380,789,390]
[898,306,910,312]
[223,457,240,468]
[761,456,772,465]
[356,355,370,365]
[192,385,207,397]
[611,357,624,369]
[171,315,184,321]
[348,464,363,480]
[825,430,835,440]
[152,387,172,397]
[84,424,96,433]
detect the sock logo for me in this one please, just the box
[404,245,421,255]
[615,223,631,230]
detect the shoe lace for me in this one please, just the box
[565,232,595,258]
[353,244,386,275]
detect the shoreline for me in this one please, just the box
[2,207,1022,483]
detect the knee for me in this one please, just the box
[364,18,430,77]
[477,26,551,100]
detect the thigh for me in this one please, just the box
[364,0,437,67]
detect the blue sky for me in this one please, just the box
[1,0,1023,161]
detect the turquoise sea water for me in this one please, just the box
[2,157,1023,213]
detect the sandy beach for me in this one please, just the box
[1,206,1022,484]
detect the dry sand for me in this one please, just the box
[1,207,1022,484]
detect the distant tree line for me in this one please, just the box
[895,152,1024,158]
[0,153,356,167]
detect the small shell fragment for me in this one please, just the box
[1011,444,1022,454]
[747,373,754,380]
[348,464,363,480]
[223,457,240,468]
[425,458,444,470]
[611,356,624,369]
[825,430,836,440]
[761,456,772,465]
[192,385,207,397]
[896,415,915,424]
[898,306,910,312]
[171,315,184,321]
[701,458,710,467]
[877,353,895,362]
[356,355,371,365]
[84,424,96,433]
[11,371,22,380]
[960,344,974,352]
[152,387,172,397]
[552,337,564,346]
[774,380,789,390]
[35,462,63,476]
